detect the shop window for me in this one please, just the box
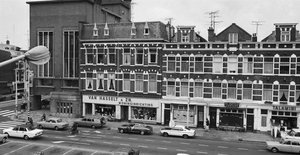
[173,105,195,124]
[167,81,175,96]
[181,56,189,72]
[131,107,156,120]
[292,112,297,116]
[123,48,130,65]
[195,57,203,72]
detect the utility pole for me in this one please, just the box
[205,10,222,30]
[252,21,265,37]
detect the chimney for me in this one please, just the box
[6,40,10,45]
[208,27,215,42]
[252,33,257,42]
[291,25,296,41]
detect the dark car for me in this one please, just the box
[118,123,153,135]
[73,116,106,129]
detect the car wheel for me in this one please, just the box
[271,147,278,153]
[4,133,9,137]
[163,132,168,137]
[38,125,43,129]
[120,129,124,133]
[140,131,145,135]
[183,134,188,139]
[2,137,7,143]
[54,126,59,130]
[24,135,29,140]
[91,125,96,129]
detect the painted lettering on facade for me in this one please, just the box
[273,106,296,111]
[119,102,153,107]
[224,102,240,109]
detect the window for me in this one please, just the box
[254,57,263,74]
[264,57,273,74]
[213,56,222,73]
[37,31,53,77]
[123,73,130,91]
[167,81,175,96]
[280,57,290,74]
[229,33,238,44]
[243,83,252,100]
[86,72,93,90]
[181,82,188,97]
[123,48,130,65]
[181,56,189,72]
[194,81,203,97]
[131,107,156,120]
[203,80,212,98]
[149,48,157,63]
[280,84,289,104]
[108,47,116,64]
[181,34,189,42]
[243,57,253,74]
[204,57,212,73]
[228,56,238,73]
[213,82,221,98]
[281,28,290,42]
[263,84,272,101]
[228,83,236,99]
[97,48,105,64]
[135,74,143,92]
[97,73,104,90]
[63,30,79,78]
[261,116,267,127]
[144,28,149,35]
[149,74,157,92]
[253,83,262,101]
[104,28,109,36]
[167,56,176,72]
[86,48,94,64]
[136,49,143,65]
[195,57,203,72]
[108,73,115,91]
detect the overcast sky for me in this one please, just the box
[1,0,300,50]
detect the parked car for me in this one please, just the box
[266,138,300,153]
[11,93,23,99]
[281,128,300,140]
[36,118,69,130]
[73,116,106,129]
[3,124,43,140]
[0,134,8,143]
[160,125,196,139]
[118,123,153,135]
[113,147,140,155]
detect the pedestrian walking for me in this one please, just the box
[205,118,210,132]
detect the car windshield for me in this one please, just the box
[57,119,62,123]
[287,130,296,136]
[184,126,190,130]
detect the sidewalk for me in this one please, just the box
[10,110,279,143]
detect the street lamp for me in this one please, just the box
[0,46,50,119]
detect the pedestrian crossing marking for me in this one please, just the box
[0,121,26,130]
[0,109,16,117]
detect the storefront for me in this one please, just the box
[82,95,161,124]
[270,105,298,130]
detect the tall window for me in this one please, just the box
[37,31,53,77]
[243,57,253,74]
[63,31,79,78]
[263,84,272,101]
[123,48,130,65]
[108,47,116,64]
[195,56,203,72]
[213,56,222,73]
[181,56,189,72]
[135,74,143,92]
[86,72,93,90]
[228,56,238,73]
[253,82,262,101]
[264,57,273,74]
[181,34,189,42]
[279,84,289,104]
[167,81,176,96]
[149,74,157,92]
[280,57,290,74]
[194,81,203,97]
[204,57,212,73]
[123,73,130,91]
[229,33,238,44]
[213,81,221,98]
[86,48,94,64]
[167,56,176,72]
[243,83,252,100]
[203,80,212,98]
[228,82,236,99]
[97,73,104,90]
[254,57,263,74]
[97,48,105,64]
[181,81,188,97]
[149,48,157,63]
[281,28,290,42]
[108,73,115,91]
[136,48,143,65]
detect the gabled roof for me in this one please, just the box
[215,23,252,41]
[262,30,300,42]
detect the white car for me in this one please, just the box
[3,125,43,140]
[281,128,300,140]
[267,139,300,153]
[36,118,69,130]
[160,125,196,139]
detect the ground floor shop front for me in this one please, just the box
[82,95,162,124]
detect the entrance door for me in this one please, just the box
[164,109,170,126]
[247,115,254,131]
[121,106,128,121]
[209,107,217,128]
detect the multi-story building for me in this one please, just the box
[80,21,169,124]
[162,23,300,132]
[26,0,132,117]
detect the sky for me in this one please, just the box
[1,0,300,50]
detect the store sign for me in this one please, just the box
[273,106,296,111]
[224,102,240,109]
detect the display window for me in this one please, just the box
[95,104,115,117]
[172,104,196,124]
[131,107,156,120]
[219,109,243,127]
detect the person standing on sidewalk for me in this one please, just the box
[205,118,210,132]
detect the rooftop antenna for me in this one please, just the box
[165,17,174,25]
[205,10,222,30]
[130,0,137,22]
[252,21,265,37]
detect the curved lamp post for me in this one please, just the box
[0,46,50,120]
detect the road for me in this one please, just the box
[0,100,289,155]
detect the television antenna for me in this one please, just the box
[252,21,265,36]
[205,10,222,30]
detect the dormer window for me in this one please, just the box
[93,23,98,37]
[229,33,238,44]
[144,22,149,35]
[131,22,136,35]
[181,34,189,42]
[104,23,109,36]
[281,28,290,42]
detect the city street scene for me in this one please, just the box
[1,0,300,154]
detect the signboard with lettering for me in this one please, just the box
[83,95,159,107]
[273,106,296,111]
[224,102,240,109]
